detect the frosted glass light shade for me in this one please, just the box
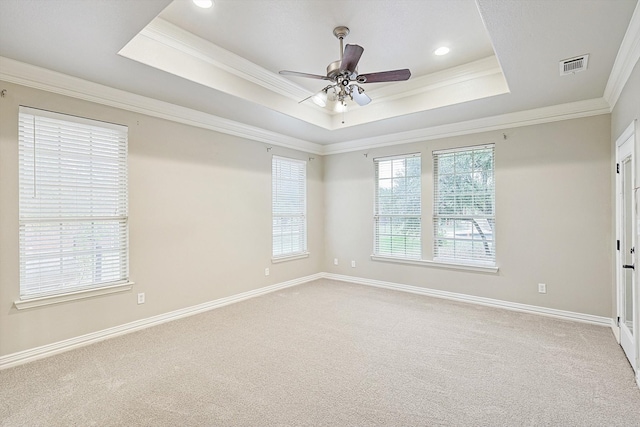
[311,91,328,107]
[193,0,213,8]
[352,88,371,106]
[334,101,348,113]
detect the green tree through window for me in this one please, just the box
[433,145,495,264]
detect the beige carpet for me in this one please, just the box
[1,279,639,426]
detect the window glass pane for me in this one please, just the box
[378,161,392,179]
[272,157,307,257]
[454,152,472,173]
[433,146,495,265]
[374,155,421,259]
[18,108,128,298]
[438,154,454,175]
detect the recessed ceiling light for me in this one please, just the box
[434,46,450,56]
[193,0,213,8]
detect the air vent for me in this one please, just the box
[559,54,589,75]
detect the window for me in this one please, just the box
[272,156,307,258]
[374,154,421,259]
[433,144,495,265]
[18,107,129,299]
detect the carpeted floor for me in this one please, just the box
[1,279,639,426]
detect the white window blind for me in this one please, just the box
[272,156,307,258]
[433,144,495,264]
[374,154,421,259]
[18,107,129,298]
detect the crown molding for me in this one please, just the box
[0,56,612,158]
[324,97,611,155]
[366,56,504,102]
[139,18,311,102]
[119,22,332,129]
[0,56,324,155]
[141,19,505,111]
[123,18,510,129]
[604,1,640,109]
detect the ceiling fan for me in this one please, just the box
[279,26,411,112]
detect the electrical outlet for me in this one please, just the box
[538,283,547,294]
[137,292,145,304]
[265,268,270,276]
[351,260,356,268]
[334,258,338,265]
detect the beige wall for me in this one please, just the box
[324,115,613,317]
[0,77,619,358]
[0,81,324,356]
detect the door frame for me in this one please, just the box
[615,120,639,381]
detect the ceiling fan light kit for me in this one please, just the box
[352,86,371,106]
[280,26,411,118]
[311,90,328,107]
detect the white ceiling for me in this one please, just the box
[0,0,637,150]
[158,0,496,90]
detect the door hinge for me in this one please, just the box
[617,316,621,326]
[617,240,620,250]
[617,163,620,174]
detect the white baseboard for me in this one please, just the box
[322,273,612,327]
[611,320,621,343]
[0,273,323,370]
[0,271,616,370]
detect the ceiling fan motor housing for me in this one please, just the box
[327,60,342,79]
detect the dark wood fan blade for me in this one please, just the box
[279,70,332,81]
[357,69,411,83]
[340,44,364,73]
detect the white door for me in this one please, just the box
[617,125,637,372]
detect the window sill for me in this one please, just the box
[371,255,498,273]
[271,252,310,264]
[14,282,134,310]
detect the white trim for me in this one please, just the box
[139,18,310,102]
[322,273,612,326]
[371,255,498,273]
[121,20,509,128]
[272,154,307,165]
[19,106,127,131]
[372,152,421,162]
[0,57,614,157]
[0,272,617,371]
[365,56,505,103]
[0,273,322,370]
[611,318,621,343]
[433,143,495,155]
[615,121,638,374]
[14,282,134,310]
[323,98,611,155]
[604,1,640,109]
[616,120,637,148]
[271,252,310,263]
[0,56,324,156]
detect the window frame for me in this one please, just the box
[17,106,130,304]
[432,144,496,266]
[271,155,308,261]
[373,153,422,260]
